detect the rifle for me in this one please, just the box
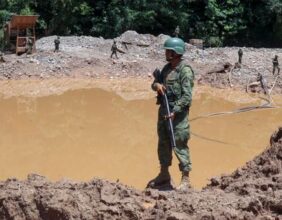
[153,68,176,148]
[117,48,126,54]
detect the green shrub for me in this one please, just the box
[205,36,223,47]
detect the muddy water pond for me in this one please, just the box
[0,87,281,189]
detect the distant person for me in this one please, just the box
[174,25,180,38]
[26,37,33,55]
[110,40,118,59]
[110,40,125,59]
[238,48,243,64]
[272,55,280,75]
[54,36,60,52]
[247,73,269,95]
[257,73,269,95]
[0,52,5,63]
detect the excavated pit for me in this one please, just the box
[0,127,281,219]
[0,81,281,191]
[0,31,282,219]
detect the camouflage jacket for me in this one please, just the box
[111,44,117,52]
[27,39,33,47]
[273,59,279,66]
[54,39,60,45]
[152,61,195,115]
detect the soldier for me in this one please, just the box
[247,72,269,95]
[110,40,118,59]
[238,48,243,64]
[54,36,60,52]
[147,37,195,191]
[0,52,5,63]
[174,25,180,38]
[26,37,33,55]
[257,73,269,95]
[272,55,280,75]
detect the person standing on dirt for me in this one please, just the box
[147,37,195,191]
[238,48,243,64]
[110,40,118,59]
[174,26,180,38]
[0,52,5,63]
[54,36,60,52]
[26,37,33,55]
[272,55,280,75]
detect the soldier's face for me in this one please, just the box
[165,49,174,61]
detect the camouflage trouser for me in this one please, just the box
[54,45,59,52]
[157,110,192,172]
[273,65,280,75]
[111,51,118,58]
[26,46,33,54]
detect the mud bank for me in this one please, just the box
[0,128,281,220]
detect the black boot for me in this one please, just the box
[146,166,171,189]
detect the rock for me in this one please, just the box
[167,211,189,220]
[270,200,282,215]
[270,127,282,145]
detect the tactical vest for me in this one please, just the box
[160,62,194,110]
[55,39,60,45]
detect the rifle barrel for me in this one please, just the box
[163,94,176,148]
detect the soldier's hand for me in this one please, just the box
[155,83,166,95]
[164,112,175,120]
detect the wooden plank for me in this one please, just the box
[10,15,39,29]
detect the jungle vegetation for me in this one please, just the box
[0,0,282,47]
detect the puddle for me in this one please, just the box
[0,86,281,190]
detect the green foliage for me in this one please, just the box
[268,0,282,14]
[205,36,223,47]
[0,0,281,47]
[204,0,246,45]
[0,10,11,50]
[20,6,34,15]
[0,10,11,26]
[267,0,282,45]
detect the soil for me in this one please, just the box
[0,31,282,219]
[0,128,281,220]
[1,31,282,95]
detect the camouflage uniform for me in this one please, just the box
[238,49,243,64]
[272,55,280,75]
[174,26,180,38]
[110,41,118,59]
[26,38,33,54]
[152,61,194,173]
[0,52,5,63]
[54,37,60,52]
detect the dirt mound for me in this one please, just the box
[206,127,282,217]
[1,31,281,94]
[0,128,281,220]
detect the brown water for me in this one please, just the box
[0,88,281,189]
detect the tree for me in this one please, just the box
[204,0,246,46]
[267,0,282,46]
[0,0,281,47]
